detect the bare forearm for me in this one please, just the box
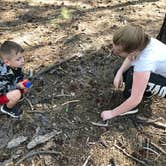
[118,57,132,74]
[110,98,139,118]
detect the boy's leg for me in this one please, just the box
[6,90,22,108]
[0,90,22,118]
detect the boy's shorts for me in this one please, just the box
[0,95,9,105]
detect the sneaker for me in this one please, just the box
[120,108,139,116]
[0,105,22,118]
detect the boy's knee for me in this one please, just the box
[6,90,22,102]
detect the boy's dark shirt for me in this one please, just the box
[0,60,24,95]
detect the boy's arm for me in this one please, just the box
[14,68,24,83]
[0,76,11,94]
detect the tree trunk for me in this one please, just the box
[156,14,166,44]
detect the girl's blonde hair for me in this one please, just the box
[113,25,150,53]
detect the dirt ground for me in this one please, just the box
[0,0,166,166]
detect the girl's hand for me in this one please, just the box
[113,71,123,89]
[101,110,113,121]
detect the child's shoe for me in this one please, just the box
[120,108,139,116]
[0,104,23,118]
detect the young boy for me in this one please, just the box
[101,25,166,121]
[0,41,28,118]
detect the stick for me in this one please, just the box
[56,94,72,97]
[61,100,80,106]
[24,97,34,111]
[136,116,166,129]
[91,121,108,127]
[142,147,160,156]
[15,151,61,165]
[114,144,149,166]
[150,142,166,155]
[82,155,91,166]
[148,131,166,136]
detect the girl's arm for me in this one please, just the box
[114,57,132,89]
[101,71,151,120]
[117,57,132,74]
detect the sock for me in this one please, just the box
[3,104,12,112]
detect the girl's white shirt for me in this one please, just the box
[132,38,166,78]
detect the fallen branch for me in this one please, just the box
[15,150,61,166]
[32,55,77,80]
[136,116,166,129]
[114,144,149,166]
[27,130,61,149]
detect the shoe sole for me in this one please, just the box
[120,109,139,116]
[0,107,20,118]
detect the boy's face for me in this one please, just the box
[4,51,25,68]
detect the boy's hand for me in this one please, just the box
[17,79,31,89]
[17,82,25,89]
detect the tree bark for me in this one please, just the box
[156,14,166,44]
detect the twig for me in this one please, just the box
[27,110,46,114]
[142,147,160,156]
[148,131,166,136]
[91,121,108,127]
[15,150,61,165]
[23,41,33,47]
[56,94,72,97]
[61,100,80,106]
[146,138,150,158]
[136,116,162,123]
[24,97,34,111]
[150,142,166,155]
[114,144,149,166]
[82,155,91,166]
[136,116,166,129]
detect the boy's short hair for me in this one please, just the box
[113,25,150,53]
[0,41,24,59]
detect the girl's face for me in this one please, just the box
[112,44,140,60]
[112,44,128,58]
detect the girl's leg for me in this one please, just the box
[146,73,166,98]
[122,67,166,98]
